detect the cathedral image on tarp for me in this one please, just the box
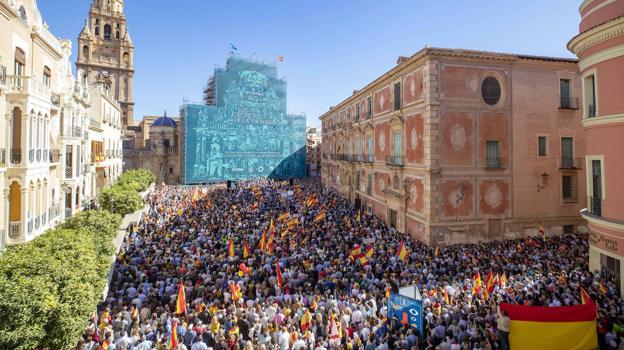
[182,56,306,184]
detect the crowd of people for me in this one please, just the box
[76,179,623,350]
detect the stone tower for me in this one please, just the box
[76,0,134,129]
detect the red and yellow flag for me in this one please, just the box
[484,271,494,299]
[250,202,259,211]
[499,301,597,350]
[434,246,440,257]
[314,211,326,223]
[277,212,290,222]
[230,282,242,301]
[243,239,250,258]
[168,320,178,349]
[101,339,110,350]
[500,272,507,289]
[259,232,267,252]
[176,282,186,314]
[276,261,283,288]
[355,210,361,222]
[443,288,450,305]
[581,288,592,305]
[227,237,235,257]
[472,272,482,295]
[397,241,408,261]
[286,217,299,228]
[267,234,275,254]
[538,223,546,241]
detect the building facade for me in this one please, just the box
[321,47,587,246]
[568,0,624,293]
[87,77,123,200]
[0,0,127,249]
[124,112,182,185]
[306,127,322,177]
[76,0,134,129]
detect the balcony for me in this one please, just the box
[588,104,596,118]
[10,149,22,164]
[589,197,601,216]
[559,157,582,170]
[337,154,350,161]
[35,216,40,230]
[61,126,82,138]
[363,155,374,163]
[165,147,178,155]
[91,153,104,163]
[36,149,42,162]
[6,75,51,100]
[485,156,504,169]
[90,118,102,130]
[353,154,363,162]
[386,155,404,166]
[558,96,579,110]
[65,165,73,179]
[9,222,20,239]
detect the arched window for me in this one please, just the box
[104,24,111,40]
[82,45,89,59]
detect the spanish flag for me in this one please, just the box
[484,271,494,300]
[168,320,178,349]
[314,211,326,223]
[538,223,546,241]
[267,234,275,254]
[443,288,450,305]
[101,339,110,350]
[599,281,608,295]
[227,237,235,257]
[472,272,482,295]
[243,239,250,258]
[499,301,598,350]
[175,282,186,314]
[276,261,283,288]
[581,288,592,305]
[500,272,507,289]
[259,232,267,252]
[397,241,408,261]
[278,212,290,222]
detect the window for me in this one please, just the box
[367,136,373,162]
[392,131,402,164]
[584,75,596,117]
[590,159,603,215]
[104,24,112,40]
[367,97,372,117]
[561,137,573,168]
[367,174,372,195]
[486,141,501,168]
[169,167,173,174]
[14,47,25,78]
[95,26,100,36]
[356,104,360,120]
[538,136,547,157]
[481,76,501,105]
[394,82,402,110]
[562,175,577,202]
[559,79,571,109]
[43,66,51,86]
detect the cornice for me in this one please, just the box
[31,32,63,60]
[568,16,624,56]
[581,113,624,127]
[0,0,17,20]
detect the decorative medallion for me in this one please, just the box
[410,128,419,150]
[379,131,386,152]
[484,183,503,208]
[410,183,418,205]
[450,124,466,151]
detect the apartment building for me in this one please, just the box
[321,47,587,245]
[568,0,624,293]
[306,127,322,177]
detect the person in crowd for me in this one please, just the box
[77,179,622,350]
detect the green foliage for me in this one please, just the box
[0,210,121,350]
[98,168,154,215]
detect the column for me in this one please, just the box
[20,187,28,240]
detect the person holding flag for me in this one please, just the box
[175,281,186,315]
[276,261,283,288]
[397,241,408,262]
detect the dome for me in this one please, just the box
[152,110,176,128]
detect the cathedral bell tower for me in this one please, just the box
[77,0,134,129]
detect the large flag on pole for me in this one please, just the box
[499,302,598,350]
[227,237,235,257]
[276,261,283,288]
[397,241,408,261]
[168,319,178,349]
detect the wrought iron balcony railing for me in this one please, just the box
[386,155,404,166]
[559,157,582,170]
[558,96,579,110]
[589,196,601,216]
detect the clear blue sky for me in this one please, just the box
[38,0,581,128]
